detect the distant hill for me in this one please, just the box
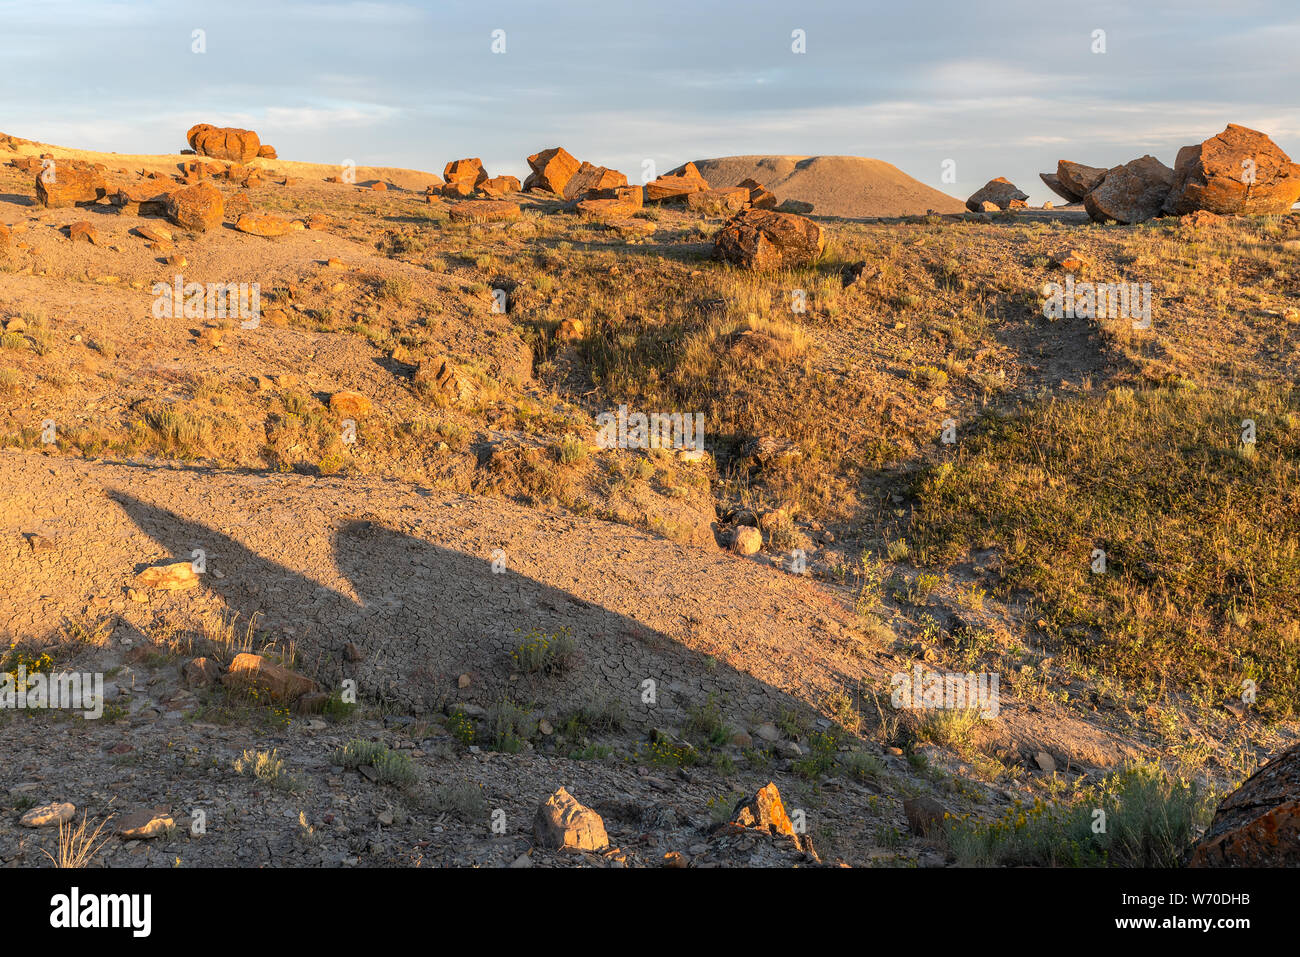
[676,155,966,218]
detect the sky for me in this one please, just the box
[2,0,1299,204]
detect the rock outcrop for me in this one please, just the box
[712,208,824,270]
[523,147,581,194]
[187,124,262,163]
[1083,155,1174,224]
[1163,123,1300,216]
[1190,742,1300,866]
[965,177,1028,212]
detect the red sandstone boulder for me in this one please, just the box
[645,162,710,202]
[166,181,224,232]
[562,162,628,201]
[479,174,521,198]
[712,208,824,270]
[1056,161,1109,201]
[523,147,581,194]
[1190,742,1300,866]
[443,158,488,193]
[687,186,750,214]
[965,177,1028,212]
[1163,124,1300,216]
[35,164,107,208]
[1084,155,1174,224]
[187,124,262,164]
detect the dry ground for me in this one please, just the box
[1,133,1297,867]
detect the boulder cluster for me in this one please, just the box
[11,139,309,238]
[967,125,1300,224]
[1035,123,1300,224]
[186,123,270,164]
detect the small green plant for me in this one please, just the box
[683,694,731,747]
[946,762,1213,867]
[446,709,475,746]
[510,626,576,675]
[487,698,536,753]
[330,739,415,787]
[233,748,285,783]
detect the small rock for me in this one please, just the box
[20,802,75,828]
[534,787,609,852]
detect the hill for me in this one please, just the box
[677,154,967,217]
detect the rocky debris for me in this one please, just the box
[719,782,817,858]
[687,186,750,213]
[712,208,824,270]
[443,158,488,197]
[524,146,581,194]
[135,224,172,243]
[224,192,253,220]
[645,162,710,202]
[601,217,656,240]
[1163,123,1300,216]
[1190,742,1300,866]
[479,174,521,198]
[182,656,221,688]
[842,260,881,289]
[257,144,277,159]
[414,355,475,401]
[35,165,107,208]
[534,787,609,851]
[1181,209,1225,228]
[110,182,175,216]
[133,560,200,591]
[329,390,373,418]
[235,211,295,237]
[222,652,318,704]
[1052,249,1087,272]
[576,185,643,220]
[903,796,950,836]
[1057,160,1109,201]
[187,123,261,163]
[729,783,794,837]
[447,200,520,223]
[117,808,173,840]
[562,162,628,201]
[738,177,777,209]
[68,221,100,245]
[20,802,75,828]
[1083,155,1174,224]
[965,177,1028,212]
[0,223,9,249]
[165,181,224,232]
[731,526,762,555]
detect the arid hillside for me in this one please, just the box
[1,128,1298,869]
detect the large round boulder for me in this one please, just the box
[1163,123,1300,216]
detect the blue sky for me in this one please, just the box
[2,0,1298,203]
